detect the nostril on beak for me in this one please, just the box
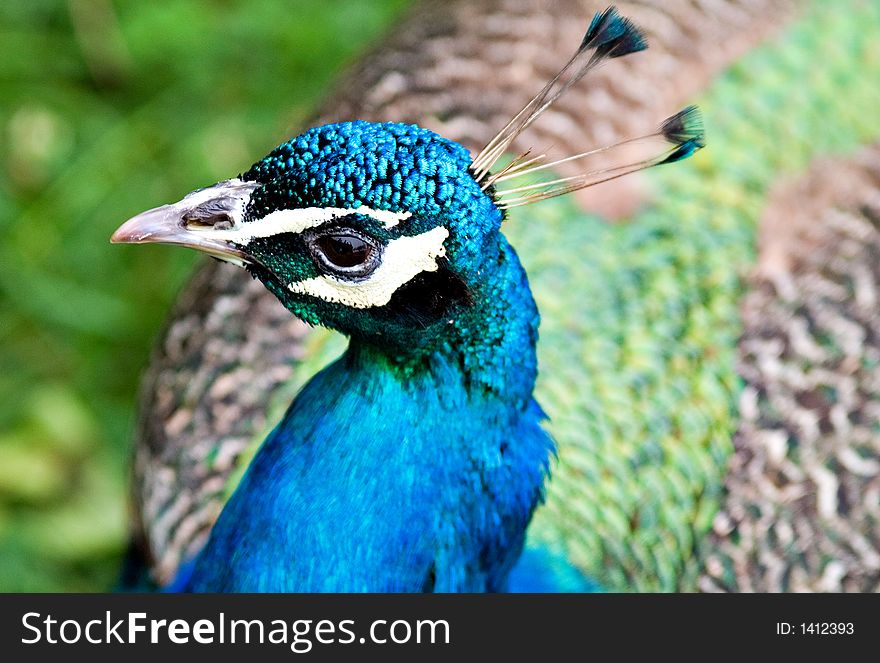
[181,212,235,231]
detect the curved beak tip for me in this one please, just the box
[110,207,172,245]
[109,223,141,244]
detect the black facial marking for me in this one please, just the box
[381,258,472,325]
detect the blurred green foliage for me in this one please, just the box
[0,0,409,591]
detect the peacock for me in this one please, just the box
[117,0,880,592]
[113,7,705,592]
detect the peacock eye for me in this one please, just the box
[306,228,382,278]
[317,234,371,267]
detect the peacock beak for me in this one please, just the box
[111,178,260,267]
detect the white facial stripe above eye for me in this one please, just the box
[287,226,450,309]
[195,205,412,244]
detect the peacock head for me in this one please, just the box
[112,121,502,348]
[112,7,704,350]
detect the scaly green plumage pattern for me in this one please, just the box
[525,0,880,591]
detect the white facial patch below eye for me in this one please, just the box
[287,226,450,309]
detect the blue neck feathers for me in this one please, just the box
[184,232,553,592]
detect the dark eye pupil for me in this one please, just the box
[317,234,371,268]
